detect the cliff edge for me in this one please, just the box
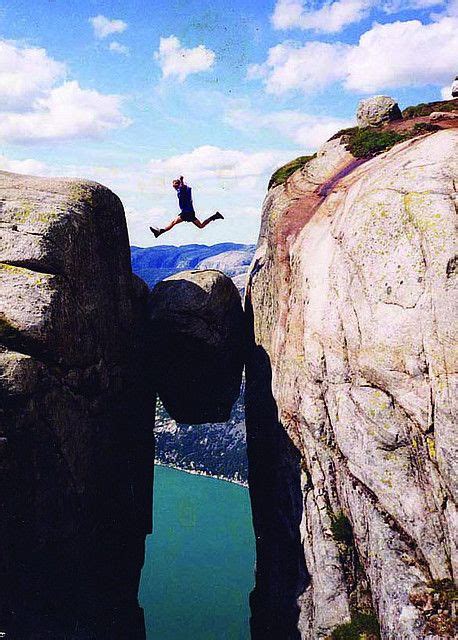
[246,103,458,639]
[0,172,154,639]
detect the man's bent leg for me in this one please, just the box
[192,212,224,230]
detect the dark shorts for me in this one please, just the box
[179,210,197,222]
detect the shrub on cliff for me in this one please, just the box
[344,128,405,158]
[402,98,457,118]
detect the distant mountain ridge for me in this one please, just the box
[131,242,255,289]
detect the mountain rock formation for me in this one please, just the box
[246,106,458,639]
[0,173,154,638]
[0,173,245,638]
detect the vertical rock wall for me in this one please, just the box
[0,172,154,639]
[246,130,458,639]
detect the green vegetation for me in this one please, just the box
[330,512,354,546]
[423,580,458,636]
[402,98,458,118]
[412,122,441,134]
[329,126,405,158]
[330,613,381,640]
[344,128,406,158]
[268,155,315,189]
[328,126,359,142]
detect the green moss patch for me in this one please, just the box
[268,155,315,189]
[330,613,381,640]
[344,129,406,158]
[402,99,458,118]
[331,512,354,546]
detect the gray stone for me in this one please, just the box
[149,269,244,424]
[452,77,458,98]
[356,95,403,127]
[0,170,153,637]
[246,129,458,639]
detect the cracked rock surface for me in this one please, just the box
[0,171,153,638]
[246,129,458,639]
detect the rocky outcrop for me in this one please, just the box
[357,95,402,127]
[246,116,458,638]
[452,77,458,98]
[149,269,244,424]
[0,172,154,639]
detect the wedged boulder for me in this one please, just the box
[149,269,244,424]
[356,95,402,127]
[0,171,153,638]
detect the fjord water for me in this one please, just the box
[139,466,255,640]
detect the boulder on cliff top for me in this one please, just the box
[452,76,458,97]
[356,95,402,127]
[149,269,245,424]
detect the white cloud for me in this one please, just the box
[0,40,131,143]
[271,0,447,33]
[154,36,215,81]
[271,0,373,33]
[0,81,131,143]
[0,154,47,175]
[248,41,350,94]
[250,15,458,94]
[109,41,129,55]
[440,84,453,98]
[0,40,66,109]
[148,145,287,181]
[344,17,458,92]
[227,107,353,149]
[89,15,127,39]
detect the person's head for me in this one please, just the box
[172,176,184,190]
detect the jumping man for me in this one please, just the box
[150,176,224,238]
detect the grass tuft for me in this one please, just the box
[269,155,316,189]
[330,613,381,640]
[402,99,458,118]
[344,129,406,158]
[330,512,354,546]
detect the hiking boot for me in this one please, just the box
[150,226,163,238]
[212,211,224,221]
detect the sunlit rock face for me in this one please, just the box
[149,269,245,424]
[0,171,154,639]
[246,128,458,639]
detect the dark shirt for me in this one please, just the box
[177,185,194,213]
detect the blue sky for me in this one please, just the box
[1,0,457,245]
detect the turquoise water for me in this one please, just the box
[139,465,255,640]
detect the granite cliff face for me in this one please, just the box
[246,111,458,638]
[0,172,154,638]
